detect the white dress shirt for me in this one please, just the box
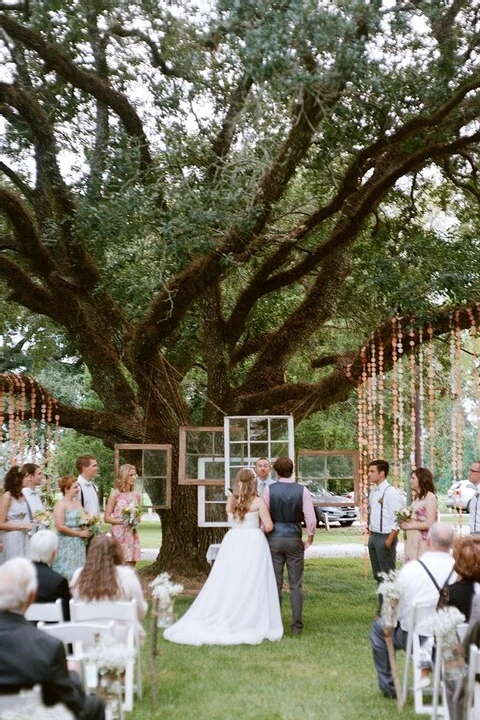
[256,477,274,497]
[397,550,455,633]
[369,480,405,534]
[77,475,100,514]
[469,484,480,533]
[22,487,45,518]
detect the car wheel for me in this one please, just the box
[339,521,354,527]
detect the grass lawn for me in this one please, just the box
[132,557,422,720]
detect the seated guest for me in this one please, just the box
[446,534,480,620]
[370,522,455,698]
[70,534,147,639]
[30,529,71,621]
[0,558,104,720]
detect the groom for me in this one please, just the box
[264,457,316,635]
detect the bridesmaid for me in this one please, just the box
[400,467,438,562]
[52,475,91,580]
[0,465,34,560]
[104,464,142,567]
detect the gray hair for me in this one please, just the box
[0,558,38,612]
[428,521,454,551]
[30,529,58,564]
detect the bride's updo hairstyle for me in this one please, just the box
[232,468,256,521]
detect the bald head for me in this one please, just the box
[427,522,454,552]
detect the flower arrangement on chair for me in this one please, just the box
[427,606,467,683]
[150,572,184,628]
[378,570,404,708]
[83,638,135,720]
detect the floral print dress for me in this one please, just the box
[110,491,141,562]
[52,508,86,581]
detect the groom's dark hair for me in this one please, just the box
[273,457,294,478]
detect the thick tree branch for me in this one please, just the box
[0,14,154,172]
[0,161,33,200]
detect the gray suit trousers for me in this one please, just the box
[268,535,304,632]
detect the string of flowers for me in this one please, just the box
[397,317,405,484]
[378,338,385,459]
[455,312,464,481]
[426,323,436,473]
[409,323,416,469]
[391,317,399,485]
[370,339,378,458]
[418,327,425,465]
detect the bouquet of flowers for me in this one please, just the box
[40,487,58,511]
[121,502,142,534]
[394,507,413,538]
[79,512,102,541]
[33,509,52,529]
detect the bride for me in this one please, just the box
[163,468,283,645]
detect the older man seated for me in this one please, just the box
[0,558,104,720]
[30,529,71,621]
[370,521,455,698]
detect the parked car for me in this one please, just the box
[446,480,476,512]
[309,489,359,527]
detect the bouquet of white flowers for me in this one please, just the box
[120,502,142,534]
[79,512,102,542]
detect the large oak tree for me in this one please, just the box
[2,0,480,573]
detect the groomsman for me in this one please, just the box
[22,463,45,520]
[76,455,101,514]
[367,459,405,585]
[254,457,274,497]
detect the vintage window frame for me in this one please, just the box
[178,426,225,485]
[113,443,172,510]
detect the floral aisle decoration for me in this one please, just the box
[427,606,467,683]
[120,503,142,535]
[378,570,404,708]
[150,572,184,628]
[83,638,135,720]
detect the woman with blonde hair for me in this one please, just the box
[70,534,147,638]
[164,467,283,646]
[104,464,142,566]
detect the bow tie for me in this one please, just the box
[84,481,93,487]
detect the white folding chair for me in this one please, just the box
[69,599,141,711]
[402,601,439,715]
[467,644,480,720]
[0,685,43,710]
[37,620,116,690]
[25,598,64,623]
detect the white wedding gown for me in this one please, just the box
[163,511,283,645]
